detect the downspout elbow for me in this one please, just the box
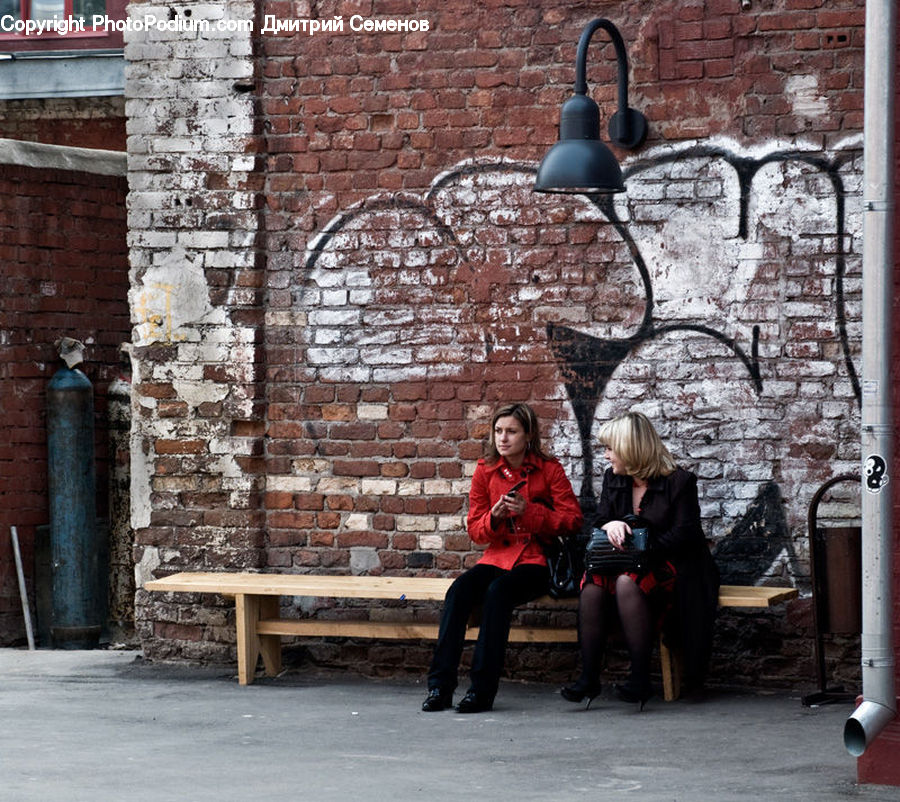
[844,699,897,757]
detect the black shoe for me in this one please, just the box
[456,691,493,714]
[421,688,453,712]
[613,680,652,711]
[560,678,602,709]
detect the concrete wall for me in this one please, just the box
[128,0,872,689]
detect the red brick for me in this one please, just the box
[337,532,389,548]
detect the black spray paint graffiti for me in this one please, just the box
[303,144,861,583]
[864,454,889,493]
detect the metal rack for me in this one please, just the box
[801,473,861,707]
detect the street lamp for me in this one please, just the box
[534,18,648,194]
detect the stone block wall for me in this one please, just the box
[130,0,871,690]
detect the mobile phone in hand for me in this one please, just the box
[508,480,527,495]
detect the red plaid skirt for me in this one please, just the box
[582,560,678,625]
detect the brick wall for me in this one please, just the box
[131,0,870,690]
[0,97,126,150]
[125,0,264,662]
[0,161,130,645]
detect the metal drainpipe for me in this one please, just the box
[843,0,898,758]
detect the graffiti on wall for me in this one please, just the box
[299,139,863,587]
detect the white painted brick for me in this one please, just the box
[316,476,359,492]
[357,404,389,420]
[419,535,444,550]
[267,476,314,492]
[452,480,473,495]
[361,347,413,365]
[360,479,397,495]
[349,288,375,305]
[128,230,177,248]
[309,309,361,326]
[397,480,422,496]
[397,515,436,532]
[350,330,399,347]
[362,309,415,326]
[314,329,342,345]
[319,366,372,382]
[306,348,359,365]
[322,290,349,306]
[372,366,426,382]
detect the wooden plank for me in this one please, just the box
[256,619,579,643]
[719,585,797,607]
[146,572,797,609]
[257,619,443,640]
[145,572,453,601]
[503,626,577,644]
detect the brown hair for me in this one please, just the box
[484,403,552,463]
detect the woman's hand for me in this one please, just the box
[604,520,632,551]
[491,492,527,521]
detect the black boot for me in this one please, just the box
[456,690,493,714]
[421,688,453,712]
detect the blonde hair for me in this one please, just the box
[597,411,676,481]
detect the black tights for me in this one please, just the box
[577,575,654,686]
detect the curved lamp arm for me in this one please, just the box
[574,18,647,149]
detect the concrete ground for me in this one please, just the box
[1,648,897,802]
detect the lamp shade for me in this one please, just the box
[533,138,625,194]
[534,91,625,194]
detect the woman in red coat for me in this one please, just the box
[422,402,583,714]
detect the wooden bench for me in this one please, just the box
[144,572,798,700]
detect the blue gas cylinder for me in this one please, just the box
[47,365,101,649]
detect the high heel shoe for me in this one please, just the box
[613,680,652,711]
[560,678,602,709]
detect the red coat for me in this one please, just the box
[467,453,584,571]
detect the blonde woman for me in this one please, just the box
[561,411,719,709]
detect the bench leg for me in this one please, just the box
[235,594,282,685]
[235,593,261,686]
[258,596,282,678]
[659,636,681,702]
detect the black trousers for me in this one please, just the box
[427,562,549,701]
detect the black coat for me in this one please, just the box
[595,466,720,689]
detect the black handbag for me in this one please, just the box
[546,533,586,599]
[585,520,650,577]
